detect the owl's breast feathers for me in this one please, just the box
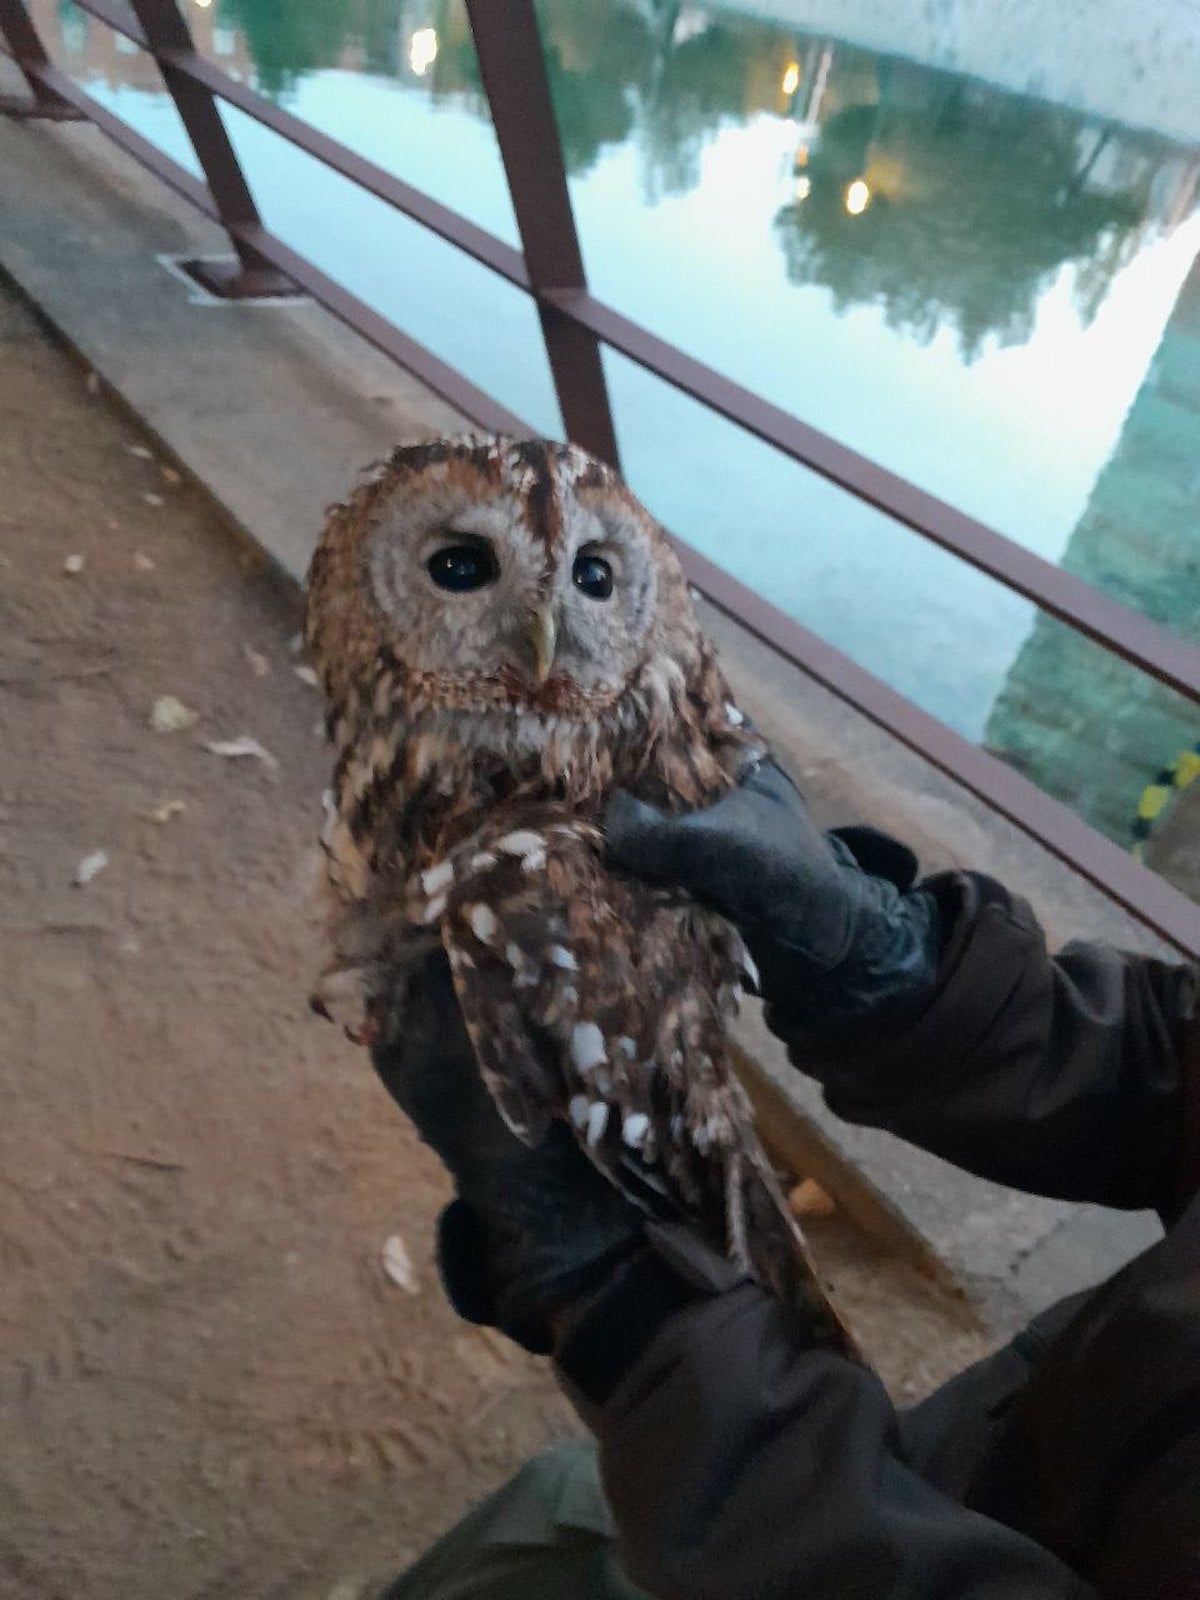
[319,629,764,907]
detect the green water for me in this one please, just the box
[41,0,1200,889]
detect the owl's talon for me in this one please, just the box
[344,1013,381,1048]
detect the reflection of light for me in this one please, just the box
[193,0,212,8]
[409,27,438,75]
[793,144,809,169]
[845,178,871,215]
[781,61,800,97]
[793,175,811,201]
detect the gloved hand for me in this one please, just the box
[604,760,941,1033]
[370,953,644,1354]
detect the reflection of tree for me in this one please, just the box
[773,75,1147,361]
[407,0,647,176]
[637,17,769,201]
[536,0,646,175]
[219,0,357,95]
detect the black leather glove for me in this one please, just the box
[370,954,643,1354]
[604,760,940,1033]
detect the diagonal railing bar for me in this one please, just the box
[2,0,1196,951]
[0,0,81,117]
[464,0,621,470]
[124,0,292,298]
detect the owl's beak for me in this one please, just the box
[526,606,558,685]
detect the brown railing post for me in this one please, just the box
[0,0,82,119]
[465,0,620,467]
[125,0,294,299]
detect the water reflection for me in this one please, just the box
[772,61,1168,363]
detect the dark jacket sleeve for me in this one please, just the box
[786,873,1199,1217]
[556,1235,1095,1600]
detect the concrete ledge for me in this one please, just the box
[0,85,1167,1333]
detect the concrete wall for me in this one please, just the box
[717,0,1200,146]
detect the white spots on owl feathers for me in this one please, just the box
[570,1021,607,1074]
[546,944,577,971]
[585,1101,610,1148]
[466,904,498,944]
[724,702,745,726]
[422,893,448,924]
[421,859,455,896]
[568,1094,591,1130]
[739,946,761,993]
[320,788,337,849]
[622,1112,650,1149]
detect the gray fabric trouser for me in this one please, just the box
[379,1439,648,1600]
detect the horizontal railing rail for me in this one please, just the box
[2,0,1197,954]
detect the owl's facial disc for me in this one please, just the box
[367,467,658,714]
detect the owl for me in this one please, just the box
[305,436,854,1354]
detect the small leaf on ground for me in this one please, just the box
[149,800,186,825]
[381,1235,419,1294]
[150,695,199,734]
[73,849,109,887]
[204,736,279,774]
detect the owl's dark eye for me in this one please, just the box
[427,540,499,593]
[573,551,614,601]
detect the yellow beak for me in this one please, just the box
[526,607,558,685]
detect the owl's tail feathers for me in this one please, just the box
[740,1151,862,1361]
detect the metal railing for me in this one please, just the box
[2,0,1198,954]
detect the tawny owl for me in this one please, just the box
[305,435,853,1353]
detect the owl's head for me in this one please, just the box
[306,436,756,819]
[309,436,703,712]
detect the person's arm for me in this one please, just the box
[605,765,1199,1218]
[794,870,1198,1218]
[554,1230,1096,1600]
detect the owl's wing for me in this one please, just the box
[410,814,855,1354]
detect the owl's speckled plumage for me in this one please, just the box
[305,435,853,1353]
